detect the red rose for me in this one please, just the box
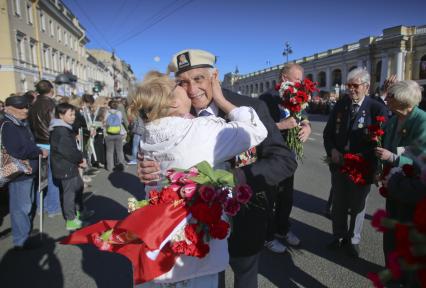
[209,220,230,239]
[181,183,197,199]
[376,129,384,136]
[367,272,384,288]
[199,185,217,203]
[414,198,426,234]
[168,171,185,183]
[235,184,252,204]
[224,198,241,216]
[371,209,388,232]
[215,187,231,204]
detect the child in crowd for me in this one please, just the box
[49,103,94,230]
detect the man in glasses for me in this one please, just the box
[323,68,388,258]
[138,49,297,288]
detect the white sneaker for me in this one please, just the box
[264,239,287,253]
[284,231,301,246]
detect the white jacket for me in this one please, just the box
[140,106,267,284]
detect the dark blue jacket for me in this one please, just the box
[323,96,388,183]
[1,114,41,181]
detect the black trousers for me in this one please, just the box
[266,175,294,240]
[59,175,84,220]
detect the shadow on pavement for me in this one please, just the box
[0,233,63,288]
[259,249,328,288]
[75,194,134,287]
[108,171,146,199]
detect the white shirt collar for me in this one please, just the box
[352,96,365,107]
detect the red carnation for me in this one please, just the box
[395,223,415,264]
[171,240,189,254]
[159,187,181,203]
[402,164,415,178]
[193,242,210,258]
[149,190,161,205]
[414,198,426,234]
[367,272,384,288]
[371,209,389,232]
[387,252,402,280]
[376,116,386,123]
[185,224,203,245]
[209,220,230,239]
[275,83,281,91]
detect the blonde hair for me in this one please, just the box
[128,71,176,122]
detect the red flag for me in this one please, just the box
[116,202,189,251]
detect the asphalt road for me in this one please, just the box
[0,113,385,288]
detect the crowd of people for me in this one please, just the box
[1,48,426,287]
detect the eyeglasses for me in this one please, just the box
[346,83,365,89]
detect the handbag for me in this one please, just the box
[0,121,32,187]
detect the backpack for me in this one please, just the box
[106,111,121,135]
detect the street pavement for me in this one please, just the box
[0,113,385,288]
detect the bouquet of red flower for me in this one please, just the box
[340,153,371,185]
[61,161,252,284]
[276,79,318,160]
[378,164,417,198]
[369,198,426,288]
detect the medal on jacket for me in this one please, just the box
[234,147,257,168]
[358,116,364,129]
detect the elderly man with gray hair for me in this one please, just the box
[323,67,388,258]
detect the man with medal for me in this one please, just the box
[323,68,388,258]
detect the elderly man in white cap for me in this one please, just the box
[139,49,297,288]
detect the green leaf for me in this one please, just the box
[138,200,149,208]
[191,174,213,185]
[195,161,216,181]
[212,169,235,186]
[101,229,113,242]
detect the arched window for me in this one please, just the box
[420,55,426,79]
[375,61,382,82]
[260,82,264,93]
[332,69,342,85]
[266,81,270,90]
[250,84,253,94]
[255,83,258,93]
[317,71,326,87]
[246,85,249,94]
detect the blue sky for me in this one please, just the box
[63,0,426,80]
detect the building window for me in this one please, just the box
[375,61,382,82]
[14,0,21,16]
[266,81,270,90]
[30,39,37,66]
[50,20,54,37]
[64,32,68,46]
[57,27,62,42]
[40,12,46,31]
[260,82,264,93]
[52,50,58,71]
[59,53,64,72]
[70,37,73,50]
[16,32,25,63]
[419,55,426,80]
[26,4,33,24]
[332,69,342,85]
[272,80,276,88]
[43,46,50,69]
[317,71,326,87]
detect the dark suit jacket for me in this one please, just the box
[220,89,297,257]
[323,95,388,183]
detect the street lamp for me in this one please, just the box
[282,41,293,63]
